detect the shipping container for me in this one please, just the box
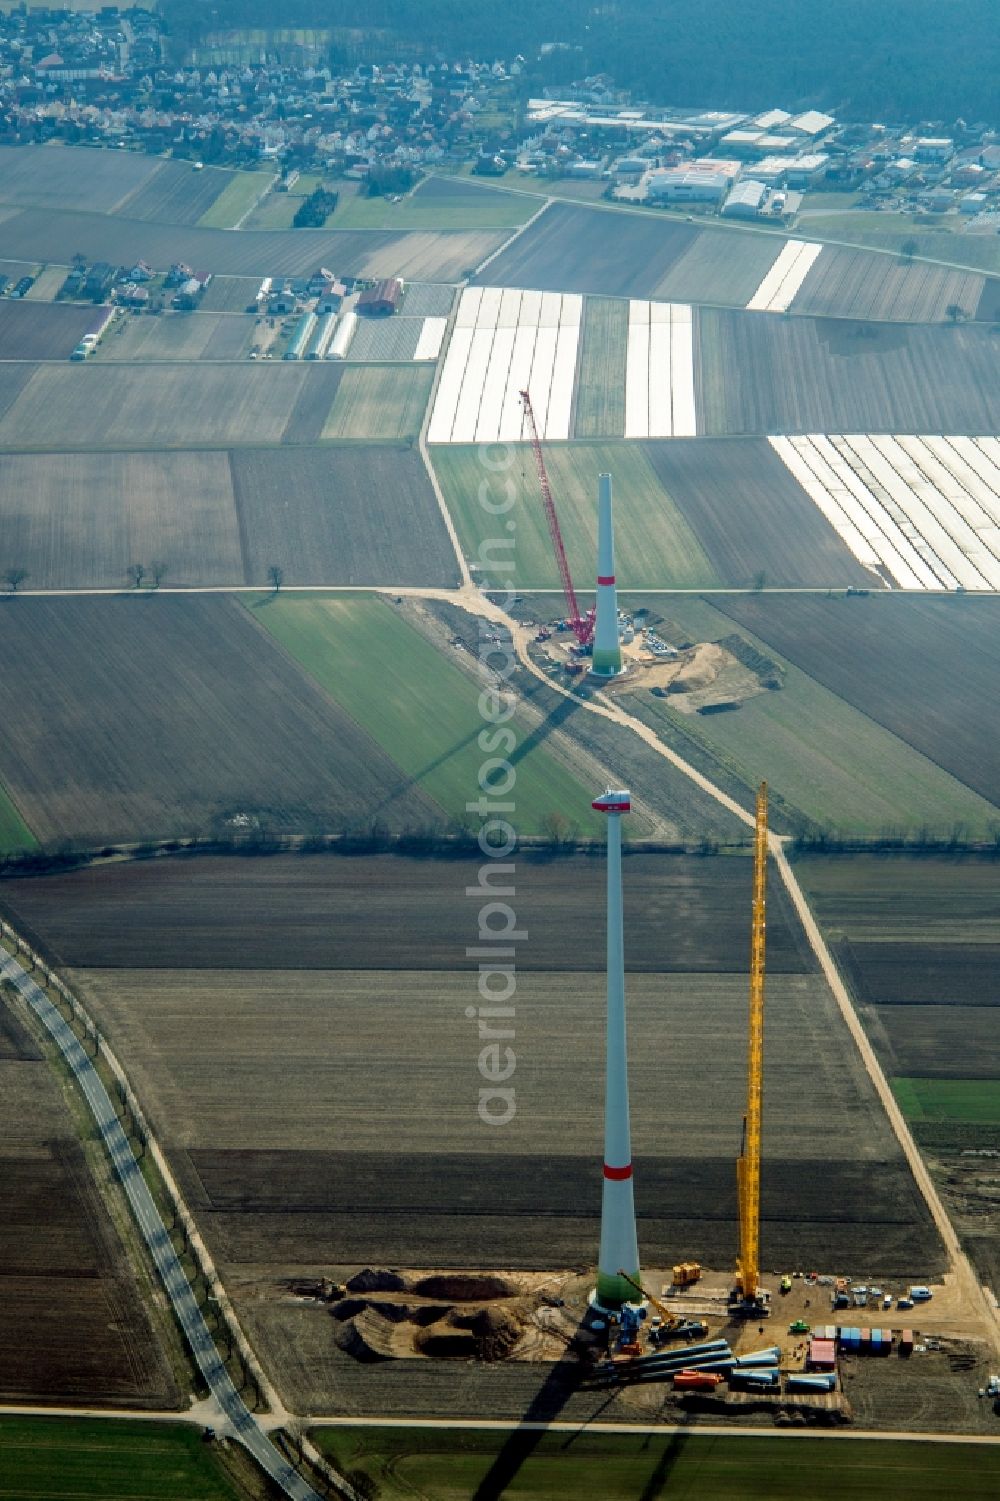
[807,1338,836,1370]
[673,1370,723,1390]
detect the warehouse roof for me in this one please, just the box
[789,109,835,135]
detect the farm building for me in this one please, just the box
[284,311,318,360]
[357,278,403,316]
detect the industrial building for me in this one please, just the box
[646,162,738,203]
[723,179,768,217]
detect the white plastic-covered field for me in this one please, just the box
[427,286,582,443]
[413,316,447,361]
[770,435,1000,590]
[624,300,696,438]
[746,240,823,312]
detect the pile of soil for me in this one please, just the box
[469,1306,523,1361]
[412,1273,514,1301]
[415,1326,478,1358]
[346,1267,409,1293]
[335,1308,401,1361]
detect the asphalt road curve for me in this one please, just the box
[0,950,323,1501]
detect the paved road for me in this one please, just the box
[0,949,324,1501]
[312,1415,1000,1445]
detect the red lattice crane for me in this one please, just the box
[519,390,594,645]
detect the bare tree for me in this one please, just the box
[4,567,28,593]
[267,564,283,593]
[128,563,146,589]
[149,560,168,588]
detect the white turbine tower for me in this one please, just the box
[592,786,640,1309]
[589,472,623,678]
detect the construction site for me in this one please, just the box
[280,763,994,1429]
[253,425,1000,1435]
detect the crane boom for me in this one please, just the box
[519,390,593,645]
[736,781,768,1305]
[616,1268,677,1327]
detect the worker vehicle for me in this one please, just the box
[897,1297,915,1311]
[909,1286,933,1302]
[789,1319,810,1334]
[780,1275,792,1293]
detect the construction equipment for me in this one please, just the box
[733,781,769,1315]
[519,390,594,646]
[617,1268,678,1326]
[616,1269,707,1345]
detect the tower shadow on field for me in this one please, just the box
[469,1319,620,1501]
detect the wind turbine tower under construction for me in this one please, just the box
[589,473,623,678]
[592,785,641,1310]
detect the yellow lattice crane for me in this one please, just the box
[735,781,769,1311]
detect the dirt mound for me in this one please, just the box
[415,1326,478,1358]
[412,1273,514,1301]
[335,1308,402,1361]
[329,1297,368,1321]
[346,1267,409,1294]
[470,1306,523,1361]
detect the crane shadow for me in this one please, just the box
[636,1426,694,1500]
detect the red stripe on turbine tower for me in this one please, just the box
[597,575,615,586]
[604,1162,633,1180]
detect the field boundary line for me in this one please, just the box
[418,290,472,587]
[229,170,280,231]
[472,195,553,278]
[0,930,347,1501]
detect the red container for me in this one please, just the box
[807,1338,836,1370]
[673,1370,723,1390]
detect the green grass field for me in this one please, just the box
[0,1417,240,1499]
[626,596,999,838]
[322,365,434,440]
[797,212,1000,274]
[895,1077,1000,1125]
[329,189,533,231]
[314,1427,1000,1500]
[433,442,719,589]
[574,298,628,437]
[250,595,602,834]
[196,169,274,229]
[242,173,325,230]
[0,777,37,853]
